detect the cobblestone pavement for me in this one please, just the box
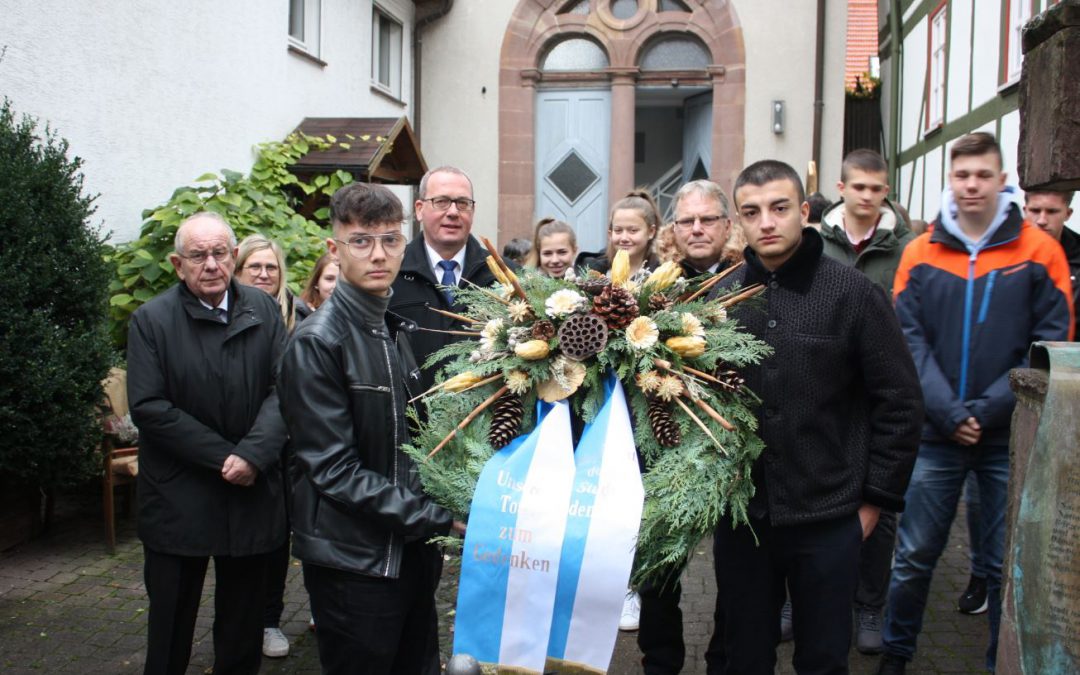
[0,489,986,674]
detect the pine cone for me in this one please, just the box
[489,393,524,449]
[531,320,556,341]
[647,398,681,448]
[593,285,640,330]
[648,293,673,312]
[558,313,609,361]
[576,275,611,296]
[714,364,746,393]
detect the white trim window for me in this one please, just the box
[1006,0,1032,83]
[372,7,403,98]
[289,0,322,57]
[927,5,947,129]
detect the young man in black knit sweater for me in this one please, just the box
[705,160,924,674]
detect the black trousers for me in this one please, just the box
[709,514,862,675]
[142,545,268,675]
[264,538,290,628]
[637,569,684,675]
[303,542,442,675]
[855,509,896,611]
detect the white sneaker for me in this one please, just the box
[262,627,290,658]
[619,591,641,631]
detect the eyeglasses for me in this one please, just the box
[244,263,280,276]
[179,248,231,265]
[335,233,409,259]
[422,196,476,213]
[672,215,728,231]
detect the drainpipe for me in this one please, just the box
[887,0,903,194]
[811,0,826,174]
[412,0,454,144]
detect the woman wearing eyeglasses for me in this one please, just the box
[234,233,311,659]
[236,235,312,335]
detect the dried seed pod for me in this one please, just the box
[557,313,609,361]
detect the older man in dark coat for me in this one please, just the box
[127,212,288,675]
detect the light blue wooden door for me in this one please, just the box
[535,89,611,255]
[682,92,713,184]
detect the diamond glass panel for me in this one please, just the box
[639,37,710,71]
[547,151,599,203]
[611,0,638,20]
[541,39,609,71]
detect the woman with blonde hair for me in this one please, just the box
[526,217,578,279]
[235,234,309,333]
[580,189,661,276]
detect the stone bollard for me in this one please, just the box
[1017,0,1080,191]
[999,342,1080,673]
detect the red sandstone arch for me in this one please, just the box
[497,0,746,244]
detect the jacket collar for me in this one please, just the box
[680,257,731,279]
[178,280,263,338]
[819,198,909,248]
[330,279,392,330]
[400,234,490,284]
[930,198,1024,252]
[1061,226,1080,265]
[743,227,824,292]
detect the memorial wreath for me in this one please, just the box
[404,241,772,585]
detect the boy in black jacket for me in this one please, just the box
[706,160,924,674]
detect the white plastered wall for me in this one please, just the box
[0,0,415,243]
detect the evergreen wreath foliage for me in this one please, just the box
[0,99,113,488]
[404,253,772,585]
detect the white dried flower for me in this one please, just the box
[625,316,659,350]
[479,318,504,353]
[505,370,531,396]
[681,313,706,339]
[545,289,587,318]
[508,300,534,323]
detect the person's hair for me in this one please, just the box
[300,252,338,310]
[330,182,404,232]
[525,218,577,268]
[606,189,660,262]
[418,165,473,200]
[840,149,888,182]
[733,160,806,207]
[174,211,236,255]
[671,179,731,221]
[909,219,928,236]
[502,238,533,265]
[950,132,1002,166]
[806,192,831,224]
[236,234,294,331]
[1025,189,1075,207]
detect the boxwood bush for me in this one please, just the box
[0,100,113,488]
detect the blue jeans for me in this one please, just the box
[882,442,1008,672]
[964,472,987,578]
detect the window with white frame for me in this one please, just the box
[372,8,403,98]
[927,5,947,129]
[1006,0,1033,83]
[289,0,321,57]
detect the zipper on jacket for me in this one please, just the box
[348,383,391,394]
[976,270,998,324]
[380,339,400,577]
[957,234,1019,401]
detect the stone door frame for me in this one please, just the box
[497,0,746,244]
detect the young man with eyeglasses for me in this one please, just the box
[127,212,289,674]
[390,165,504,393]
[280,183,463,674]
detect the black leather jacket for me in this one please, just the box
[279,280,452,578]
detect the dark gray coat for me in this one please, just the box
[715,228,924,526]
[127,280,288,556]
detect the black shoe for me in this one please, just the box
[779,599,793,642]
[876,653,907,675]
[957,575,988,614]
[855,606,883,655]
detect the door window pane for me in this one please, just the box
[639,37,710,70]
[611,0,638,20]
[541,39,609,71]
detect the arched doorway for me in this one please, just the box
[498,0,746,246]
